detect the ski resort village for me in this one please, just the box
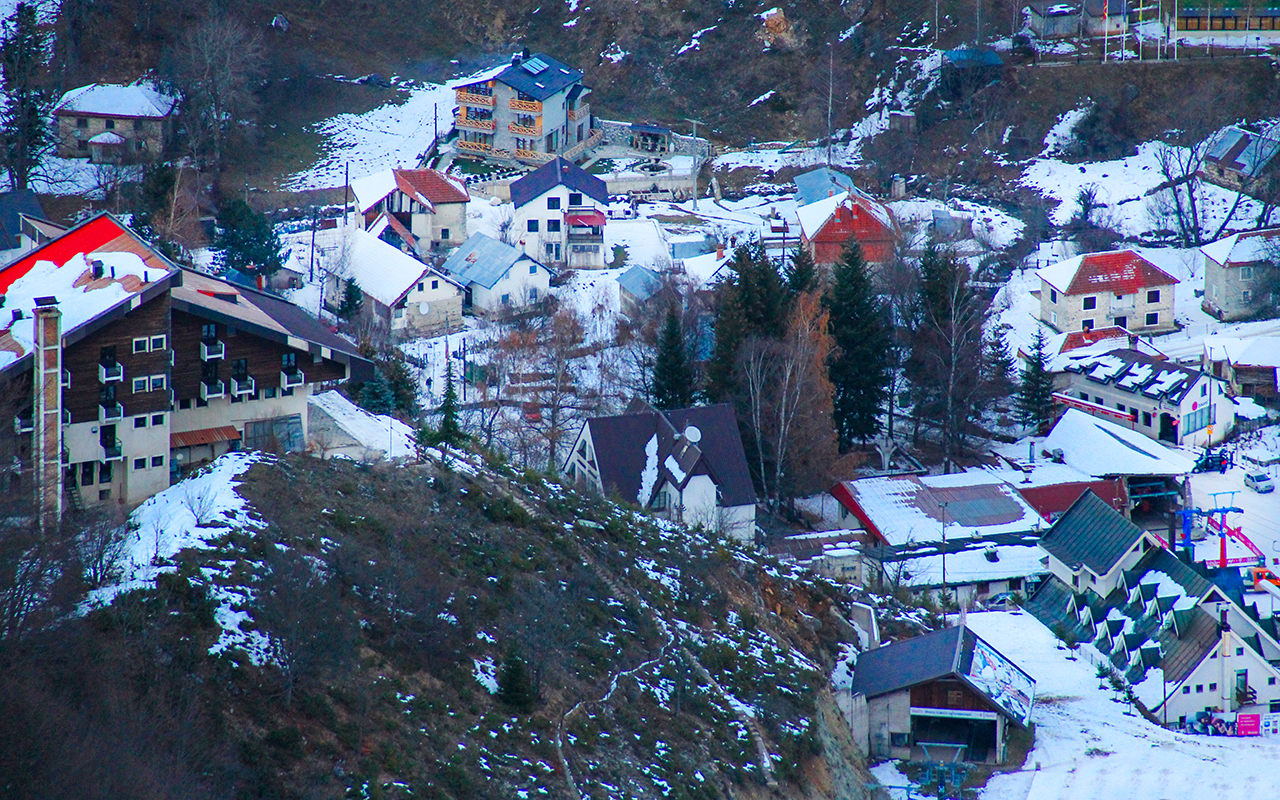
[8,0,1280,798]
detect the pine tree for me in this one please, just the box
[1017,327,1056,431]
[337,279,363,320]
[785,247,818,297]
[984,323,1017,396]
[213,198,283,276]
[705,245,787,402]
[826,243,890,449]
[0,3,52,191]
[358,374,395,415]
[653,305,693,410]
[436,358,463,446]
[497,644,535,712]
[705,277,746,403]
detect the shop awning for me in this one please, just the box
[170,425,242,449]
[565,210,607,227]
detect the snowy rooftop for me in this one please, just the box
[1057,347,1204,404]
[1204,334,1280,368]
[902,544,1048,586]
[340,228,431,307]
[796,191,847,239]
[349,168,469,214]
[1035,249,1177,296]
[1041,409,1195,476]
[1200,227,1280,267]
[833,472,1044,546]
[309,390,415,459]
[55,82,178,118]
[0,250,167,371]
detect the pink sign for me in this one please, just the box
[1238,714,1262,736]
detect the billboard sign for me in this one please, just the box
[965,636,1036,727]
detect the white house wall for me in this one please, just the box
[512,185,607,269]
[1040,278,1176,334]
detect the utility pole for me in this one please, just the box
[684,117,705,210]
[940,501,950,611]
[309,206,317,283]
[935,0,940,45]
[826,41,834,166]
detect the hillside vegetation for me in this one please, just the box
[0,451,873,799]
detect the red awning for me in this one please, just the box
[170,425,242,449]
[565,210,606,227]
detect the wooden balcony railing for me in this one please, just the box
[457,117,497,132]
[514,149,554,165]
[567,104,590,121]
[457,140,493,154]
[455,89,495,107]
[560,129,604,161]
[509,121,541,136]
[510,98,542,113]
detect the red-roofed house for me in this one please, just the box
[348,168,470,256]
[796,190,897,266]
[1036,249,1178,334]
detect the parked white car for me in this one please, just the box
[1245,472,1274,494]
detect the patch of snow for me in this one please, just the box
[601,43,628,63]
[473,656,499,694]
[677,25,717,55]
[1041,103,1092,157]
[638,434,659,505]
[749,90,775,107]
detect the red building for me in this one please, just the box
[796,189,897,265]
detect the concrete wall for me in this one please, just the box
[55,112,171,159]
[1040,278,1176,333]
[65,412,172,506]
[468,265,552,314]
[866,690,912,761]
[1203,256,1272,321]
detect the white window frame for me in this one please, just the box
[132,376,148,393]
[149,334,166,351]
[132,337,149,354]
[149,374,166,392]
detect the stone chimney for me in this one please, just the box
[32,297,62,532]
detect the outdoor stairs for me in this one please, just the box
[65,482,85,514]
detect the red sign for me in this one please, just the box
[1238,714,1262,736]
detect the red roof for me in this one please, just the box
[1065,250,1178,296]
[0,214,167,295]
[1015,480,1127,521]
[170,426,241,449]
[1059,326,1134,353]
[394,169,469,207]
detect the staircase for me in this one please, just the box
[64,481,85,514]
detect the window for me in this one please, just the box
[947,689,964,706]
[101,345,116,364]
[105,119,115,130]
[547,197,561,210]
[149,375,166,392]
[1079,391,1089,400]
[281,387,294,397]
[98,489,111,500]
[1270,677,1277,686]
[1083,296,1097,310]
[889,733,910,747]
[134,417,147,429]
[1201,384,1207,397]
[1143,411,1152,427]
[568,192,583,206]
[1117,403,1126,412]
[1051,311,1057,325]
[150,335,166,351]
[1147,289,1161,303]
[548,219,562,233]
[132,377,148,393]
[1209,683,1217,691]
[529,264,539,275]
[417,282,424,292]
[1146,312,1159,326]
[1009,577,1022,590]
[529,288,538,301]
[394,306,405,318]
[1049,288,1057,303]
[1184,405,1212,434]
[1182,686,1191,694]
[76,117,87,128]
[440,228,450,240]
[431,279,439,290]
[282,353,297,371]
[151,456,164,468]
[1272,700,1280,713]
[1244,290,1253,304]
[151,414,164,425]
[1196,685,1204,693]
[201,323,217,341]
[976,582,991,594]
[264,387,277,399]
[1082,319,1094,331]
[1237,647,1245,656]
[527,219,539,233]
[133,458,146,470]
[99,461,113,483]
[1241,266,1254,280]
[133,337,149,354]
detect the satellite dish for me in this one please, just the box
[684,425,701,444]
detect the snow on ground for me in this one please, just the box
[888,197,1026,251]
[606,218,670,268]
[965,610,1280,800]
[989,266,1052,359]
[309,390,416,459]
[557,266,625,345]
[1188,456,1280,567]
[1040,104,1092,157]
[82,451,273,663]
[1021,141,1273,239]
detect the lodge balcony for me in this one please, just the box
[510,98,541,113]
[455,89,495,107]
[201,379,226,401]
[457,116,497,132]
[201,340,225,361]
[567,104,590,121]
[101,438,123,461]
[99,402,123,422]
[457,140,493,155]
[509,121,542,136]
[231,375,256,396]
[281,369,305,389]
[99,362,123,383]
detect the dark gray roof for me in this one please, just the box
[1158,606,1220,684]
[1124,547,1212,600]
[851,626,963,698]
[1039,490,1147,575]
[510,157,609,209]
[580,401,755,508]
[1062,347,1207,405]
[495,53,582,101]
[0,189,45,251]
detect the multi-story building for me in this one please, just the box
[348,168,470,256]
[452,51,598,166]
[510,157,609,268]
[440,233,553,315]
[0,214,371,523]
[53,82,178,161]
[1037,249,1179,334]
[1200,227,1280,321]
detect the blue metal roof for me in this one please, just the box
[943,48,1005,68]
[510,157,609,209]
[617,265,662,301]
[495,53,583,101]
[440,233,549,290]
[793,167,859,207]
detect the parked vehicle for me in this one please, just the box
[1246,566,1280,591]
[1245,472,1274,493]
[983,592,1020,611]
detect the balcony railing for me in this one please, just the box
[99,402,123,421]
[457,116,497,132]
[567,232,604,244]
[455,89,496,107]
[99,362,123,383]
[13,415,33,434]
[567,103,590,121]
[280,369,305,389]
[201,340,224,361]
[560,128,604,161]
[200,379,226,400]
[231,375,256,396]
[457,140,493,154]
[101,438,123,461]
[60,368,70,388]
[509,121,542,137]
[510,98,541,113]
[514,149,554,165]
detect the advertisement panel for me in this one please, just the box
[965,637,1036,726]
